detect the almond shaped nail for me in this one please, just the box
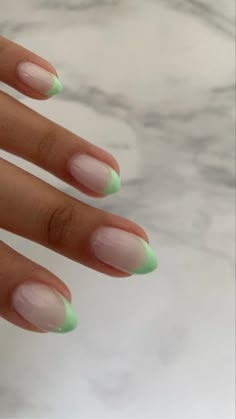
[17,62,62,96]
[91,227,158,274]
[12,282,77,333]
[68,154,121,195]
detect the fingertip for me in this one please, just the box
[16,61,63,99]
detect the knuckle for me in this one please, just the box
[36,126,58,165]
[45,203,74,248]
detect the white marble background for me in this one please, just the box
[0,1,235,418]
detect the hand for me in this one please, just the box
[0,37,158,334]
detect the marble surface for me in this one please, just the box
[0,1,235,418]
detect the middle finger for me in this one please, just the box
[0,92,121,197]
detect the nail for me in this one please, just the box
[68,154,121,195]
[12,282,77,333]
[91,227,158,274]
[16,62,62,96]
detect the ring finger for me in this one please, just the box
[0,158,157,277]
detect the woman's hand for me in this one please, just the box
[0,37,158,334]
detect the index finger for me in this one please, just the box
[0,36,62,99]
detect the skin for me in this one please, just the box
[0,36,149,333]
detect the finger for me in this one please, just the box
[0,241,77,334]
[0,159,157,277]
[0,36,62,99]
[0,92,120,197]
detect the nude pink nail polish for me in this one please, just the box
[16,62,62,96]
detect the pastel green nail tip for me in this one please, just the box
[45,75,63,97]
[102,168,121,195]
[132,239,158,275]
[52,294,78,333]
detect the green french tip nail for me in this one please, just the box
[102,168,121,195]
[45,74,63,97]
[132,238,158,275]
[52,294,78,334]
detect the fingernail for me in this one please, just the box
[91,227,158,274]
[16,62,62,96]
[68,154,121,195]
[12,282,77,333]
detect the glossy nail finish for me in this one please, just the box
[68,154,121,195]
[91,227,158,274]
[12,282,77,333]
[16,62,62,96]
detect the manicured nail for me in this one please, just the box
[91,227,158,274]
[68,154,121,195]
[12,282,77,333]
[16,62,62,96]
